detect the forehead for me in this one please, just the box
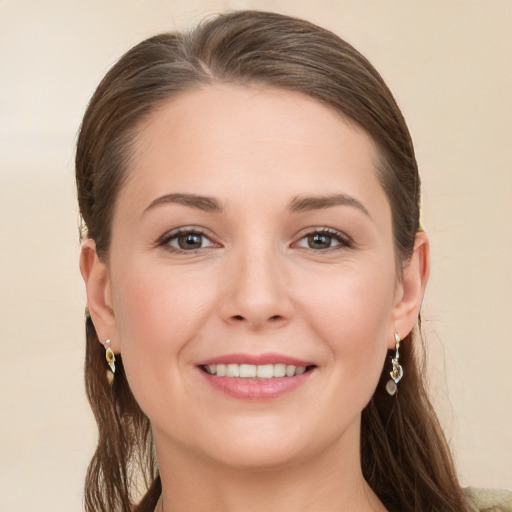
[121,83,386,215]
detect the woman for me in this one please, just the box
[76,10,510,512]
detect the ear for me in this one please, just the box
[391,231,430,347]
[80,239,119,352]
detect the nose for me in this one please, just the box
[219,245,293,330]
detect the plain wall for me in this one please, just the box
[0,1,510,510]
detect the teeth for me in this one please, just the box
[226,364,239,377]
[274,363,286,377]
[204,363,309,379]
[240,364,257,378]
[256,364,273,379]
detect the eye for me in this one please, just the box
[295,229,351,250]
[161,229,216,252]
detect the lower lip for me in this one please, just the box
[199,369,314,400]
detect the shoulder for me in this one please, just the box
[465,487,512,512]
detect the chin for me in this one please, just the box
[192,417,345,472]
[206,442,308,472]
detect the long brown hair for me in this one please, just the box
[76,10,468,512]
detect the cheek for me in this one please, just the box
[113,259,214,344]
[299,261,395,390]
[109,259,217,404]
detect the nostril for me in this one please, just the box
[231,314,282,323]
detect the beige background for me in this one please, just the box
[0,1,510,510]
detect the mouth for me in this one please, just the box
[197,354,317,400]
[200,363,315,379]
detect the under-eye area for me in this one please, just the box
[200,363,317,379]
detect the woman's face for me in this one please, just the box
[102,84,405,469]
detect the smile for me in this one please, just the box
[201,363,310,379]
[197,355,317,400]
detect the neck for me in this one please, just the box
[153,421,387,512]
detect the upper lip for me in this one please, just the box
[197,352,314,367]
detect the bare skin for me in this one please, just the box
[153,417,388,512]
[81,84,429,512]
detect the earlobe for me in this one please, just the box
[392,231,430,346]
[80,239,118,347]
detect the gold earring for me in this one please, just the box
[386,332,403,396]
[104,339,116,385]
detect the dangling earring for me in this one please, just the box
[104,339,116,385]
[386,332,403,396]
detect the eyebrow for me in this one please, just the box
[288,193,370,217]
[143,192,369,217]
[143,193,223,215]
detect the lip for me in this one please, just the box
[198,352,313,367]
[196,353,316,401]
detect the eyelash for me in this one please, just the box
[158,227,353,254]
[293,228,353,251]
[158,227,216,253]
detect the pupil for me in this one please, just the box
[179,233,202,249]
[309,233,331,249]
